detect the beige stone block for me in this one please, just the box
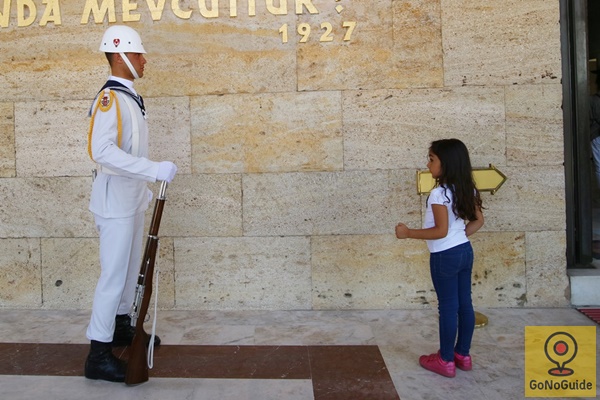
[0,0,85,19]
[0,23,107,102]
[442,0,561,86]
[175,236,311,310]
[190,92,342,173]
[470,232,526,307]
[41,238,98,310]
[156,174,242,237]
[15,97,190,178]
[506,84,564,166]
[297,0,443,90]
[15,100,91,177]
[392,0,444,88]
[0,238,41,308]
[154,237,177,309]
[342,87,506,170]
[135,15,297,97]
[0,102,15,177]
[0,177,95,238]
[41,237,176,310]
[312,235,432,310]
[243,170,419,236]
[145,96,192,175]
[4,6,297,98]
[525,231,569,307]
[481,166,565,232]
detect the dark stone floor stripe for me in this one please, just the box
[0,343,400,400]
[120,345,312,379]
[0,343,88,376]
[309,345,400,400]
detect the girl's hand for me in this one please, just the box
[395,223,409,239]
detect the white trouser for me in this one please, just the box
[86,211,145,343]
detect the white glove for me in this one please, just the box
[156,161,178,183]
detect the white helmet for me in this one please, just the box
[99,25,146,54]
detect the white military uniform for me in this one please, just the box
[86,76,159,343]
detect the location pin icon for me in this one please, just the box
[544,332,577,376]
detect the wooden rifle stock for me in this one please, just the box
[125,181,168,386]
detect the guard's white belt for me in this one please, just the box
[97,164,120,176]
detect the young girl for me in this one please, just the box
[395,138,484,378]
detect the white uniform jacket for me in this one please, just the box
[88,81,159,218]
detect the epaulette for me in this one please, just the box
[88,88,123,161]
[97,80,146,117]
[98,88,114,112]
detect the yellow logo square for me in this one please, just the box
[525,326,596,397]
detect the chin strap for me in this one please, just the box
[120,52,140,80]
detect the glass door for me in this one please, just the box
[588,0,600,263]
[562,0,593,267]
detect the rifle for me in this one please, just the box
[125,180,168,386]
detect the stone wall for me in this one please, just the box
[0,0,569,310]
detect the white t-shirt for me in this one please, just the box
[423,185,469,253]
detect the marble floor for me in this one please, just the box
[0,307,598,400]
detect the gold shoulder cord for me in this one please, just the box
[87,90,123,161]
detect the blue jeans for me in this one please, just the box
[592,136,600,188]
[430,241,475,362]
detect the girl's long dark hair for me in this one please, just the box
[430,139,482,221]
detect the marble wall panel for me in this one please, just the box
[505,84,564,166]
[0,177,95,238]
[145,96,192,175]
[40,237,176,310]
[154,237,177,309]
[297,0,443,91]
[0,238,41,308]
[392,0,444,88]
[0,23,107,102]
[0,102,15,178]
[441,0,561,86]
[0,1,572,311]
[1,4,297,100]
[174,236,311,310]
[525,231,570,307]
[242,170,417,236]
[311,235,433,310]
[15,100,90,177]
[482,166,565,232]
[190,92,343,173]
[470,232,527,307]
[156,174,242,237]
[0,0,85,20]
[135,8,298,97]
[15,97,191,178]
[40,238,99,310]
[342,87,506,170]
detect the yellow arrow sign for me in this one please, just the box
[417,164,507,195]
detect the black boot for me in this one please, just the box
[112,314,161,347]
[84,340,126,382]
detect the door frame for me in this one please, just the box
[561,0,594,267]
